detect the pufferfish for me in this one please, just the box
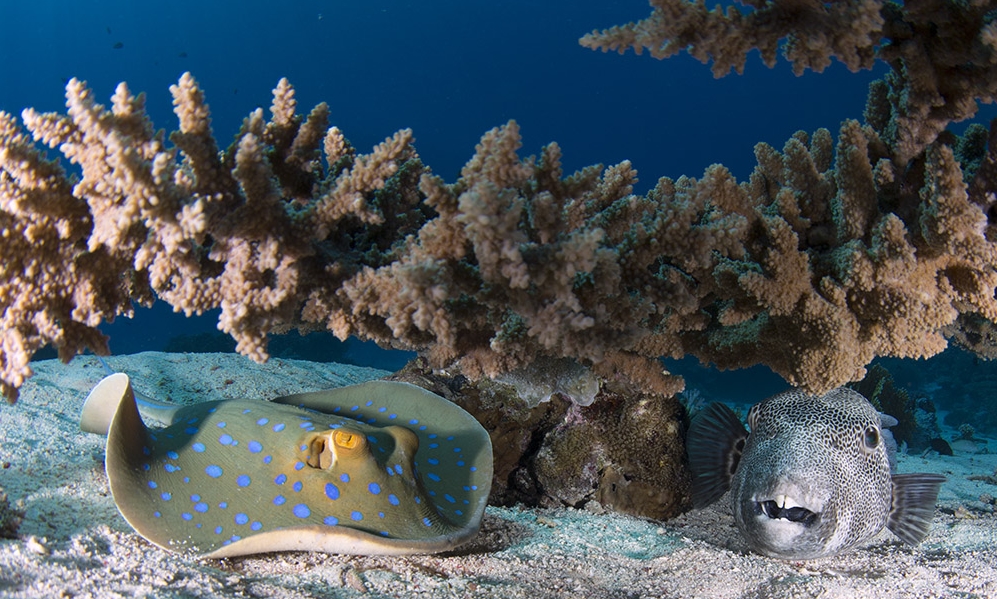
[686,387,945,559]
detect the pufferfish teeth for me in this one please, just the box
[774,494,802,510]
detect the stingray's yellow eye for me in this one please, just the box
[334,430,362,450]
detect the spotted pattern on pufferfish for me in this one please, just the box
[85,375,492,558]
[687,387,945,559]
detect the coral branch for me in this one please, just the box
[4,14,997,405]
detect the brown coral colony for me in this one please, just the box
[3,0,997,403]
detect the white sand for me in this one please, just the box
[1,352,995,599]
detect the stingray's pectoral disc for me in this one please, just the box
[97,379,493,558]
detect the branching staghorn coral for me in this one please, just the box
[2,0,997,403]
[582,0,997,164]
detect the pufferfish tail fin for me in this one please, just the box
[686,402,748,509]
[887,473,946,545]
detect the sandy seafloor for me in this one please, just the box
[0,352,996,599]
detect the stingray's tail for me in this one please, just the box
[80,373,134,436]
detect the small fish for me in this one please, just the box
[687,387,945,559]
[80,372,492,558]
[112,42,124,50]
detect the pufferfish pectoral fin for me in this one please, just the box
[686,402,749,509]
[886,473,946,545]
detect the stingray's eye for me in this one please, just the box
[862,425,880,450]
[333,430,363,450]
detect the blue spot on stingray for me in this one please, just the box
[368,482,381,495]
[166,450,179,460]
[299,444,307,451]
[427,473,441,482]
[219,434,233,445]
[148,481,157,489]
[195,502,208,513]
[454,447,462,453]
[367,435,377,444]
[378,407,387,413]
[205,465,223,478]
[444,494,456,503]
[457,461,465,467]
[340,473,350,483]
[366,418,377,424]
[161,492,172,501]
[217,422,226,428]
[293,504,311,518]
[470,466,477,472]
[191,442,206,453]
[164,463,180,473]
[187,418,198,425]
[325,483,340,500]
[208,408,216,414]
[181,512,193,521]
[299,422,311,429]
[242,408,252,414]
[248,441,262,453]
[251,521,262,531]
[386,467,395,476]
[263,455,273,464]
[294,461,304,471]
[365,400,374,407]
[256,417,269,426]
[351,511,363,521]
[414,497,421,504]
[446,436,455,441]
[378,511,385,518]
[455,510,463,516]
[419,425,428,431]
[388,494,400,506]
[184,427,197,435]
[428,434,437,439]
[142,446,151,456]
[219,502,228,509]
[293,481,303,493]
[350,405,360,412]
[235,513,249,525]
[153,511,161,518]
[427,458,440,466]
[142,463,150,472]
[190,494,200,501]
[409,419,419,425]
[274,474,287,485]
[273,495,286,506]
[429,443,439,449]
[380,531,390,537]
[273,423,286,432]
[394,465,403,474]
[237,475,251,487]
[389,414,398,420]
[324,516,339,526]
[214,526,223,534]
[423,517,433,527]
[149,433,157,441]
[183,477,190,483]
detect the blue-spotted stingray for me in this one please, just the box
[79,373,493,558]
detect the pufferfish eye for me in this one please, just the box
[862,425,880,450]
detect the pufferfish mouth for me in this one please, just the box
[757,494,819,527]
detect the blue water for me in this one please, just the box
[3,1,996,427]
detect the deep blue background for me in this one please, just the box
[4,1,997,415]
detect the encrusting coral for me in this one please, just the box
[3,0,997,403]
